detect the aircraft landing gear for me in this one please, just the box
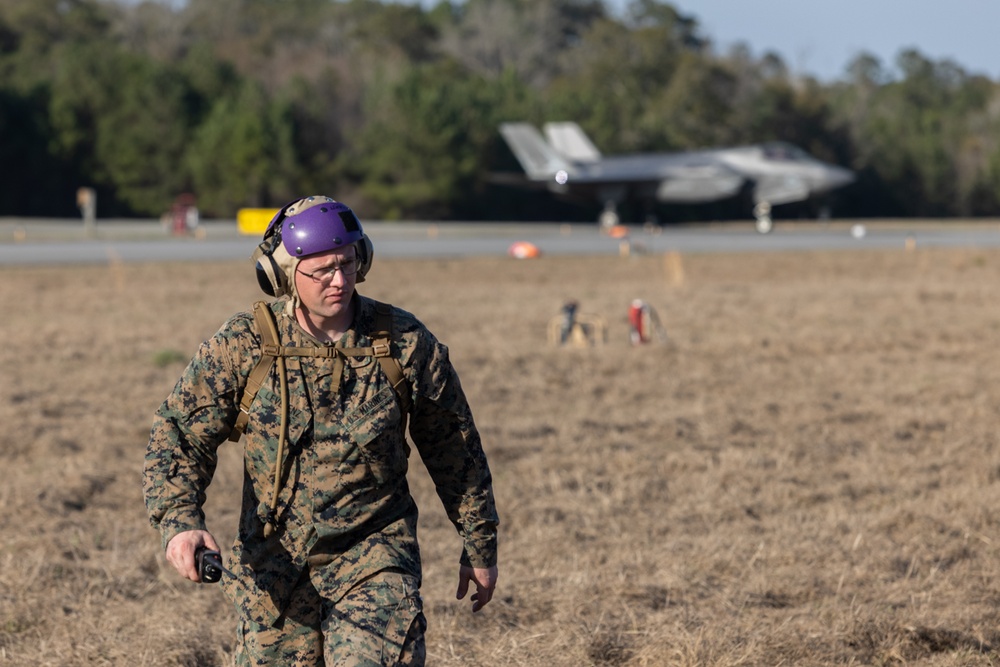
[598,202,620,229]
[753,201,772,234]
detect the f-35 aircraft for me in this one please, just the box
[498,122,855,232]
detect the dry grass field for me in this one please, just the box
[3,245,1000,666]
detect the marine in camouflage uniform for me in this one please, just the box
[143,197,499,666]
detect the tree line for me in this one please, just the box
[3,0,1000,222]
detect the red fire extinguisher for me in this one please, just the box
[629,299,649,345]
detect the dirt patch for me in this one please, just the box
[3,247,1000,665]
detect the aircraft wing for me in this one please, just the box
[654,163,746,202]
[565,154,747,203]
[751,175,811,206]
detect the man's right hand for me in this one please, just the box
[165,530,220,582]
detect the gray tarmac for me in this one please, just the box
[3,218,1000,266]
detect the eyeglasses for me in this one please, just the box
[296,258,359,283]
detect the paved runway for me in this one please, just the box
[3,218,1000,265]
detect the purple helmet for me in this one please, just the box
[272,196,364,257]
[253,196,374,297]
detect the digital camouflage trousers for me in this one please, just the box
[233,569,426,667]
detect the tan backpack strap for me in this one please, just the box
[265,345,339,358]
[371,301,412,417]
[228,301,280,442]
[225,301,290,536]
[229,300,410,442]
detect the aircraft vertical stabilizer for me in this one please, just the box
[544,122,602,162]
[499,123,572,181]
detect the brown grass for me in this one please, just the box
[3,247,1000,666]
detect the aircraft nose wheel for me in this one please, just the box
[599,206,620,229]
[753,202,772,234]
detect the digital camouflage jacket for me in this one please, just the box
[143,294,498,626]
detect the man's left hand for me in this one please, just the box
[456,564,498,613]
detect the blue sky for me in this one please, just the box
[619,0,1000,82]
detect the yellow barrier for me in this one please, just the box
[237,208,280,235]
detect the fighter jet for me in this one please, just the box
[498,122,855,232]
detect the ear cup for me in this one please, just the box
[250,207,291,297]
[252,247,289,297]
[355,234,374,282]
[255,259,277,296]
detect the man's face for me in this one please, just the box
[294,245,358,322]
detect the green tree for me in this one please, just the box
[437,0,606,87]
[46,41,196,215]
[545,1,708,152]
[834,49,1000,217]
[344,60,531,219]
[186,79,298,216]
[647,52,738,149]
[0,86,76,214]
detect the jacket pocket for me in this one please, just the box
[344,385,407,484]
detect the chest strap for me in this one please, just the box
[228,300,411,443]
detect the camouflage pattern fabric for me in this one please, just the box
[233,570,425,666]
[143,293,497,658]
